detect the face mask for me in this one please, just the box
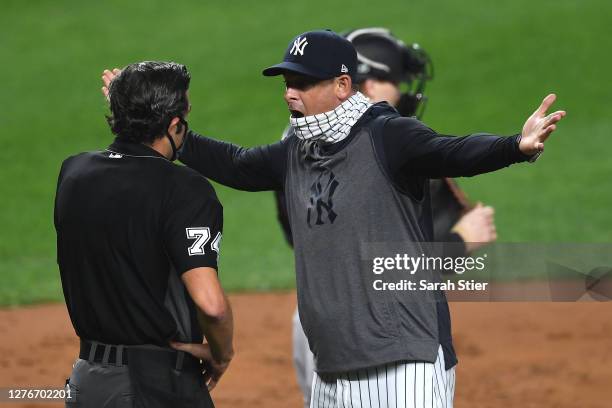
[165,118,188,161]
[289,92,372,144]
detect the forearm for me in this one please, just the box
[179,131,284,191]
[182,267,234,363]
[407,133,529,178]
[434,133,529,177]
[384,118,531,179]
[197,298,234,363]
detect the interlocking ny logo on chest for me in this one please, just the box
[307,170,339,227]
[290,37,308,56]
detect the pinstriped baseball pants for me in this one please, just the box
[309,346,455,408]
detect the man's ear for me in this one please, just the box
[167,117,182,136]
[335,75,353,99]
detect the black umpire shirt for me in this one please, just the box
[54,138,222,346]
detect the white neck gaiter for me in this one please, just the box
[289,92,372,144]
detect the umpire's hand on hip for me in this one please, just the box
[171,341,233,391]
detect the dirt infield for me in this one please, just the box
[0,293,610,407]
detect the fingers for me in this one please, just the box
[529,106,565,148]
[536,93,556,116]
[543,111,566,128]
[172,341,225,391]
[491,225,498,242]
[202,368,213,387]
[101,68,121,87]
[484,207,497,241]
[202,365,221,391]
[101,68,119,102]
[477,204,495,222]
[470,204,493,218]
[548,110,566,119]
[170,341,212,360]
[207,378,218,391]
[102,70,113,87]
[536,122,557,146]
[542,124,556,137]
[101,68,123,102]
[169,341,193,353]
[486,209,496,222]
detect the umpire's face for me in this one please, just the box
[283,73,353,118]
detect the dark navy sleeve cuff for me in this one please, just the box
[513,134,541,163]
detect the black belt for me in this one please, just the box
[79,339,202,371]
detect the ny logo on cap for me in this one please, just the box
[290,36,308,56]
[341,64,348,73]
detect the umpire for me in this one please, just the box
[55,61,233,407]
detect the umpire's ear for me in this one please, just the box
[335,74,353,100]
[167,117,183,137]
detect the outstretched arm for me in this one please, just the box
[384,94,566,178]
[179,131,287,191]
[102,68,287,192]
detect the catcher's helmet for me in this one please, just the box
[343,27,433,118]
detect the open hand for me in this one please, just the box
[101,68,122,102]
[520,93,566,157]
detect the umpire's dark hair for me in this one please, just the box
[106,61,191,144]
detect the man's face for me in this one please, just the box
[282,73,341,118]
[362,78,401,107]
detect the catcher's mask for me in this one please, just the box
[343,27,433,119]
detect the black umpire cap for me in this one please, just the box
[262,29,357,80]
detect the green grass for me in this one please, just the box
[0,0,610,305]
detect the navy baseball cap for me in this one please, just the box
[262,30,357,80]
